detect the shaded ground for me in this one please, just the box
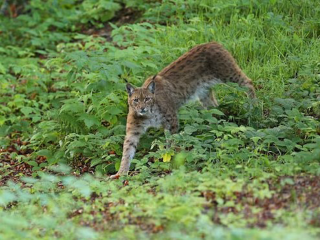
[206,176,320,228]
[0,134,95,186]
[2,134,319,231]
[81,5,141,41]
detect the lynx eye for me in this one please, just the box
[145,97,151,102]
[133,98,139,103]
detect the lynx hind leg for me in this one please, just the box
[199,89,219,109]
[163,112,179,149]
[163,112,179,134]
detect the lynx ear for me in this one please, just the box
[147,81,155,94]
[152,74,157,81]
[126,83,135,96]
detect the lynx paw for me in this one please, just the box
[109,174,120,180]
[110,170,128,179]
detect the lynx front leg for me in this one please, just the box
[110,118,145,179]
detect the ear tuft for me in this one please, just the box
[147,81,155,94]
[126,83,135,96]
[152,74,157,81]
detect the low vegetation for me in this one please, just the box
[0,0,320,239]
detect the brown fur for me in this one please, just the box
[110,42,256,178]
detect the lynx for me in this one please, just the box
[110,42,256,179]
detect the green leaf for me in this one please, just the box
[79,113,100,129]
[104,106,123,115]
[28,161,38,167]
[0,63,6,74]
[37,149,52,157]
[20,107,34,116]
[90,158,103,167]
[60,102,85,114]
[209,109,225,116]
[115,160,120,171]
[184,125,197,134]
[68,141,87,149]
[0,191,16,206]
[0,116,5,126]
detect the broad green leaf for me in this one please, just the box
[90,158,103,167]
[20,107,34,116]
[79,113,100,129]
[37,149,52,157]
[0,63,6,74]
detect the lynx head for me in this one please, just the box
[126,80,155,117]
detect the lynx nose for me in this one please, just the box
[140,108,147,113]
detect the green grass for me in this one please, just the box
[0,0,320,239]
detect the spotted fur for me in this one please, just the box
[110,42,256,178]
